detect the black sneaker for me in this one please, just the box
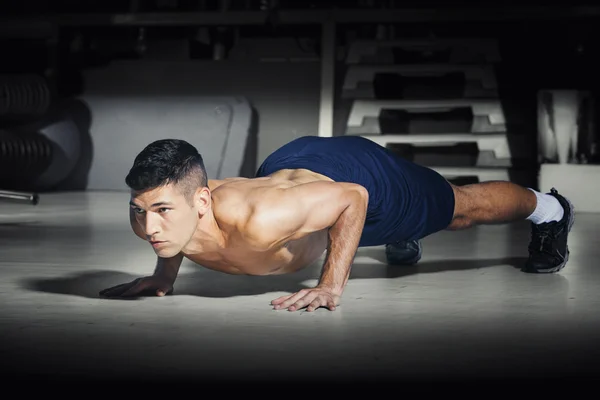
[385,239,422,266]
[523,188,575,273]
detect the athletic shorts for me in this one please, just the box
[255,135,455,247]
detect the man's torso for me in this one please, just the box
[184,168,333,275]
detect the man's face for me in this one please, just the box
[129,184,199,258]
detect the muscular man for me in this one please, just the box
[99,136,574,312]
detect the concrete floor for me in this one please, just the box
[1,191,600,389]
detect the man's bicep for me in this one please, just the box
[294,183,357,231]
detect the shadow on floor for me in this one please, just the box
[356,250,528,278]
[20,256,528,300]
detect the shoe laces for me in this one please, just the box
[530,223,558,256]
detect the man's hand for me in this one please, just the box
[99,275,174,298]
[271,286,340,312]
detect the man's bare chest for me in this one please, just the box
[186,231,327,276]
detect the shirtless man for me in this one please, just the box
[99,136,575,312]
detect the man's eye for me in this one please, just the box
[158,208,170,213]
[134,208,145,214]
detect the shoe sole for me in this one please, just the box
[386,240,422,266]
[523,194,575,273]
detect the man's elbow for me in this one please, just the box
[348,184,369,211]
[335,184,368,219]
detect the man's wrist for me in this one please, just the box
[154,266,178,283]
[317,282,344,297]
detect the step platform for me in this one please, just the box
[345,38,501,65]
[346,99,506,135]
[342,64,498,99]
[431,166,510,183]
[360,133,514,167]
[382,140,511,182]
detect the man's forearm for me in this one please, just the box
[153,253,184,283]
[317,192,367,296]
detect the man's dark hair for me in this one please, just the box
[125,139,208,202]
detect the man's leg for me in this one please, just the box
[448,181,574,273]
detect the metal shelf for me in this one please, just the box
[1,6,599,28]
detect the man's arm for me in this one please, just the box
[153,252,184,283]
[250,181,369,310]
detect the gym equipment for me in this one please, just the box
[340,36,515,185]
[342,64,498,100]
[0,190,39,205]
[346,99,506,135]
[0,111,82,193]
[0,74,52,120]
[0,74,53,206]
[345,38,501,65]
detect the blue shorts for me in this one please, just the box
[255,135,455,247]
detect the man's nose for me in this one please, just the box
[143,213,160,236]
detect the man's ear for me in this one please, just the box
[195,186,211,214]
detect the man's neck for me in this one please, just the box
[207,179,223,191]
[184,209,227,256]
[208,177,247,192]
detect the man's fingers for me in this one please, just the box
[327,299,337,311]
[305,296,337,312]
[272,290,308,309]
[306,298,323,312]
[99,285,121,297]
[99,277,173,299]
[156,286,173,296]
[272,290,340,312]
[288,292,320,312]
[99,281,137,298]
[99,278,144,298]
[271,294,293,305]
[120,278,151,297]
[274,291,309,310]
[99,281,133,296]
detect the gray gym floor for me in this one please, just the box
[1,191,599,388]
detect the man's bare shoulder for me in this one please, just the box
[211,177,276,215]
[211,177,298,247]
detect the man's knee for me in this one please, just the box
[446,215,474,230]
[446,184,477,230]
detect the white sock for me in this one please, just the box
[526,188,564,224]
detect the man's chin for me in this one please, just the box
[153,246,177,258]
